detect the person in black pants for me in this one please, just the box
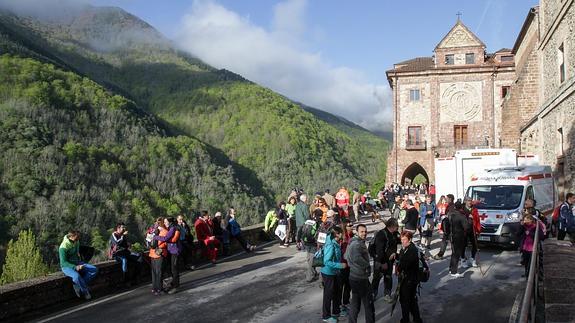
[448,201,469,278]
[345,224,375,323]
[433,194,455,260]
[372,218,399,302]
[397,231,422,323]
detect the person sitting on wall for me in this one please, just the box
[59,230,99,300]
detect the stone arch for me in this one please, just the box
[401,162,429,186]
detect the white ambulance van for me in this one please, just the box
[465,166,555,247]
[434,148,518,203]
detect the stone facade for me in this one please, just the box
[386,20,515,185]
[500,8,542,150]
[519,0,575,198]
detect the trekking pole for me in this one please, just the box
[473,232,486,276]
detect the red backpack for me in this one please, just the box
[552,204,562,222]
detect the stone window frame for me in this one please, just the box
[445,54,455,65]
[409,88,421,102]
[465,53,475,64]
[407,125,424,146]
[453,124,468,146]
[558,42,565,83]
[501,85,511,99]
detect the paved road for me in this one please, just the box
[37,213,525,323]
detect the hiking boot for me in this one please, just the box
[450,273,463,278]
[470,258,478,268]
[84,291,92,300]
[73,284,82,298]
[322,317,337,323]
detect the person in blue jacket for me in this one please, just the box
[419,195,436,249]
[321,226,347,322]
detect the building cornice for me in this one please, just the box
[512,6,539,54]
[386,66,515,87]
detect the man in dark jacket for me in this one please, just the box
[372,218,400,303]
[109,223,142,285]
[398,231,422,323]
[402,200,419,233]
[448,201,469,278]
[295,194,310,249]
[344,224,375,323]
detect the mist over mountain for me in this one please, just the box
[0,3,388,267]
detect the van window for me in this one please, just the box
[466,185,524,210]
[525,186,534,201]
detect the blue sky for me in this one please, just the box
[87,0,537,130]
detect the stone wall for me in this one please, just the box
[0,223,268,322]
[500,12,541,151]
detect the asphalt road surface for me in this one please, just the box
[37,213,525,323]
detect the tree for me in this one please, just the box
[0,230,49,285]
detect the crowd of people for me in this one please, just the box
[56,183,575,323]
[58,207,257,298]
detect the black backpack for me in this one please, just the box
[302,220,318,244]
[417,249,430,283]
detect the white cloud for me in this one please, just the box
[176,0,392,131]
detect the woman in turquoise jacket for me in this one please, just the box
[321,226,347,322]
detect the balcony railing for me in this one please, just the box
[405,140,427,150]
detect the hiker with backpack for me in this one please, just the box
[109,222,142,286]
[153,217,181,294]
[371,217,400,302]
[320,226,347,323]
[345,223,375,323]
[397,231,423,323]
[303,208,323,282]
[419,195,436,250]
[558,193,575,241]
[295,194,310,250]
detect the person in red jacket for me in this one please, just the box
[462,196,481,268]
[194,211,220,264]
[336,187,351,220]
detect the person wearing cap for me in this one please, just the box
[462,197,480,268]
[323,189,336,209]
[352,188,361,223]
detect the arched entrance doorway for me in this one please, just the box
[401,162,429,186]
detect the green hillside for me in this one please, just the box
[0,55,268,266]
[0,6,389,200]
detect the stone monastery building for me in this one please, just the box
[386,19,516,185]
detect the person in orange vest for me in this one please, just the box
[149,217,168,296]
[153,217,181,294]
[336,186,351,220]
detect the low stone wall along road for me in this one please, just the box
[36,212,525,323]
